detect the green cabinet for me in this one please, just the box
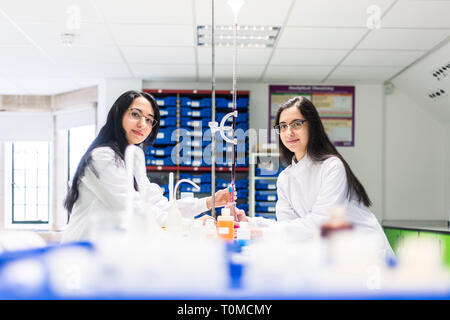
[384,227,450,268]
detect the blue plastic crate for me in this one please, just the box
[145,156,174,166]
[154,128,177,145]
[156,96,177,107]
[255,190,278,201]
[255,167,284,177]
[235,179,248,189]
[159,107,177,118]
[255,180,277,190]
[179,173,211,185]
[255,202,276,213]
[237,189,249,199]
[145,146,173,157]
[180,117,209,128]
[180,108,211,118]
[159,117,177,127]
[236,113,249,123]
[255,213,277,220]
[236,203,249,212]
[178,157,205,167]
[178,136,204,148]
[200,98,212,107]
[215,97,248,109]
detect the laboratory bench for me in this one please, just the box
[382,220,450,267]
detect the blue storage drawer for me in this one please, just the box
[200,98,212,107]
[159,107,177,117]
[179,157,204,167]
[178,137,204,148]
[237,203,249,212]
[156,96,177,107]
[236,113,249,123]
[255,202,276,213]
[255,180,277,190]
[180,117,209,128]
[145,156,174,166]
[215,97,249,109]
[237,189,249,199]
[255,213,276,220]
[145,146,173,157]
[159,117,177,127]
[255,167,283,177]
[180,108,211,118]
[235,179,248,189]
[255,190,278,201]
[154,128,176,145]
[179,173,211,185]
[179,183,210,193]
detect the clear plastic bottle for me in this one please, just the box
[236,221,251,247]
[205,219,218,240]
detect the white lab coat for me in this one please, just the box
[61,146,208,243]
[249,154,394,258]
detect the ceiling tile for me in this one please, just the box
[198,64,265,80]
[271,48,348,65]
[95,0,193,24]
[121,46,196,64]
[328,65,403,81]
[263,65,333,81]
[0,19,29,45]
[277,27,367,49]
[288,0,395,27]
[382,0,450,28]
[18,22,114,46]
[197,47,272,65]
[130,64,196,80]
[0,0,101,24]
[342,49,425,67]
[195,0,292,26]
[358,29,450,50]
[110,24,195,46]
[63,63,132,78]
[43,45,124,64]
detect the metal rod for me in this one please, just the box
[211,0,216,218]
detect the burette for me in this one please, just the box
[209,0,244,218]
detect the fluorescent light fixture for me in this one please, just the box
[197,25,280,48]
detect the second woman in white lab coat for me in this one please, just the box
[61,90,231,243]
[236,96,393,258]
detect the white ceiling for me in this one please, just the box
[0,0,449,94]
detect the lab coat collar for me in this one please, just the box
[291,153,312,171]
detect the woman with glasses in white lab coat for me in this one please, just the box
[236,96,393,259]
[62,90,231,243]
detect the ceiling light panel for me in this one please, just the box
[197,25,281,48]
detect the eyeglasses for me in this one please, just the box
[128,108,158,127]
[274,119,307,135]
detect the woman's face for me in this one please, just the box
[279,106,309,159]
[122,97,155,145]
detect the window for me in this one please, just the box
[12,141,50,224]
[68,125,95,183]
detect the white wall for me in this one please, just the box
[384,87,446,221]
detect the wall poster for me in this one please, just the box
[269,85,355,147]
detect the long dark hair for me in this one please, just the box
[64,90,160,214]
[275,96,372,207]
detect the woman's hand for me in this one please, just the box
[206,187,237,209]
[197,214,216,225]
[234,208,248,222]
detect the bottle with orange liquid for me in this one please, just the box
[217,207,234,241]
